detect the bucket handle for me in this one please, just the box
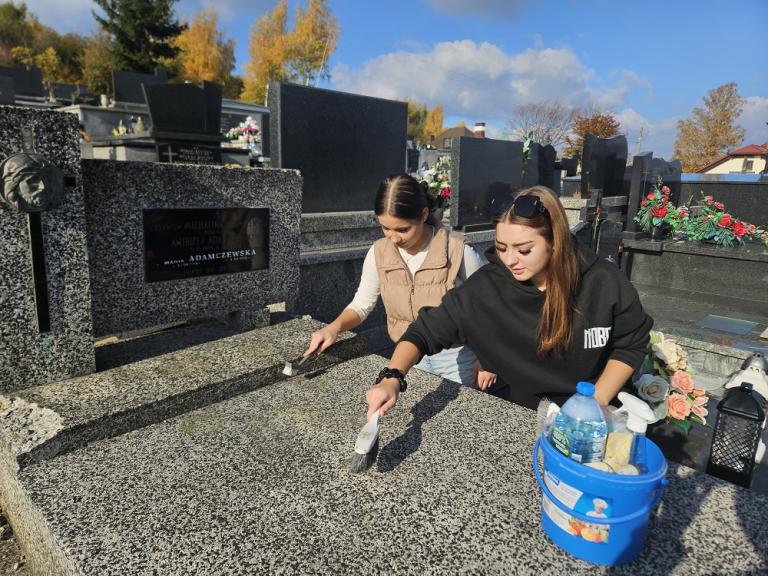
[533,437,668,526]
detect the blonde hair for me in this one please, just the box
[494,186,580,355]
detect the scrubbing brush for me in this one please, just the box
[282,352,318,377]
[350,410,381,473]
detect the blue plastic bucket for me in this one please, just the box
[533,435,668,565]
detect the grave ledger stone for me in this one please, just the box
[269,81,408,212]
[0,107,95,392]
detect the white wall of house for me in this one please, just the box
[703,155,766,174]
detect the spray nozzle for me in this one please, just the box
[617,392,656,434]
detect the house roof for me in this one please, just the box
[437,126,473,140]
[695,143,767,173]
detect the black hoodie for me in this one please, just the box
[400,238,653,409]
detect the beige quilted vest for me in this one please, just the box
[374,226,466,342]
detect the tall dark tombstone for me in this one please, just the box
[450,137,523,230]
[581,135,628,198]
[407,148,420,174]
[624,152,653,239]
[112,69,168,104]
[0,66,44,98]
[269,82,407,213]
[521,143,541,187]
[648,157,683,205]
[143,81,224,164]
[539,144,558,191]
[559,156,578,177]
[0,76,14,104]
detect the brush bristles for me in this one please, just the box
[349,437,379,473]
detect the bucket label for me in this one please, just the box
[543,471,611,544]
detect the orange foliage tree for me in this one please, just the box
[563,111,621,158]
[175,8,235,88]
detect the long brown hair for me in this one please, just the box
[494,186,580,355]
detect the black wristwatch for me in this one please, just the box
[376,367,408,394]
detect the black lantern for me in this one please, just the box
[706,383,766,488]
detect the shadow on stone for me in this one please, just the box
[377,379,461,472]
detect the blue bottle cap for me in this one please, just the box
[576,381,595,396]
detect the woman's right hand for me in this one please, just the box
[366,378,400,420]
[304,326,339,356]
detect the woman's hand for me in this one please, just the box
[304,326,339,356]
[366,378,400,420]
[474,362,497,391]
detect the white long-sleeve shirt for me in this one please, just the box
[346,241,486,322]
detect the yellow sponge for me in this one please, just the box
[604,432,633,470]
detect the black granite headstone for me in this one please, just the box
[648,157,683,205]
[407,148,420,174]
[51,82,91,103]
[581,135,628,198]
[0,67,44,98]
[112,69,168,104]
[559,157,578,177]
[0,77,14,105]
[596,219,624,264]
[521,142,540,187]
[143,81,222,137]
[539,144,557,190]
[450,137,523,230]
[624,152,653,239]
[269,82,407,213]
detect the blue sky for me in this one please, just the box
[26,0,768,157]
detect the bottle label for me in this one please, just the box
[550,427,570,457]
[542,471,612,544]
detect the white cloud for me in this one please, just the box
[422,0,527,18]
[332,40,649,126]
[739,96,768,146]
[614,108,679,160]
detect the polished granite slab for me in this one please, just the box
[10,353,768,575]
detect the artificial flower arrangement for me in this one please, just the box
[682,193,768,248]
[225,116,260,146]
[633,331,708,433]
[419,155,452,211]
[633,176,685,235]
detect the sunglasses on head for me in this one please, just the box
[512,195,548,218]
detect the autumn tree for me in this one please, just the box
[174,8,235,88]
[562,111,621,158]
[406,98,428,143]
[241,0,289,103]
[82,30,114,95]
[241,0,339,104]
[506,101,577,149]
[673,82,745,171]
[93,0,185,73]
[0,1,34,65]
[425,105,444,144]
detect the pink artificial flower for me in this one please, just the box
[692,388,706,397]
[668,393,692,420]
[671,370,694,394]
[439,187,451,198]
[692,395,708,418]
[714,202,724,210]
[661,186,670,194]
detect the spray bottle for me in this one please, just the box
[616,392,656,474]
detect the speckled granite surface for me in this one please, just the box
[0,106,95,392]
[10,353,768,575]
[81,161,301,338]
[0,318,364,467]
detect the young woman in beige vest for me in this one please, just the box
[303,173,490,386]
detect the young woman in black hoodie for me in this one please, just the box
[366,185,653,417]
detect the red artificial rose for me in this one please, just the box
[678,210,687,218]
[651,205,668,219]
[715,202,724,210]
[661,186,670,194]
[646,193,655,200]
[719,214,732,227]
[439,187,451,198]
[703,215,710,221]
[641,200,648,206]
[662,196,669,204]
[733,221,746,237]
[705,195,713,201]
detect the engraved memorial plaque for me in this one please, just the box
[144,208,269,282]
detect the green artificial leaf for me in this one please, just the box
[668,418,692,433]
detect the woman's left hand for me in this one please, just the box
[474,363,497,391]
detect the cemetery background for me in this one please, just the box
[0,63,767,572]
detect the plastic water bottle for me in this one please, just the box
[550,381,608,464]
